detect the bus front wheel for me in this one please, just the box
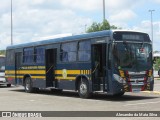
[7,84,11,87]
[24,77,33,93]
[78,79,91,99]
[113,92,125,97]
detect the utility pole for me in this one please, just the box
[103,0,105,21]
[11,0,13,45]
[149,10,155,50]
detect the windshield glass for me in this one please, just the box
[113,42,152,72]
[0,57,5,72]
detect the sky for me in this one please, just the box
[0,0,160,51]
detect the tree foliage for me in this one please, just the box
[0,50,6,55]
[86,19,120,33]
[154,58,160,70]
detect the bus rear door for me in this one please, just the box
[45,49,57,88]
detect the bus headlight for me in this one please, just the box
[113,74,126,84]
[147,76,153,82]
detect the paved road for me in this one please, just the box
[0,80,160,120]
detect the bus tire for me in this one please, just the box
[113,92,125,97]
[24,77,33,93]
[7,84,11,87]
[78,79,91,99]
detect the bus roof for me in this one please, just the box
[7,30,112,50]
[6,30,148,50]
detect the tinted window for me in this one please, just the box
[0,57,5,67]
[61,42,77,62]
[6,50,15,65]
[0,57,5,71]
[78,40,91,61]
[79,40,91,51]
[35,47,45,63]
[23,48,34,63]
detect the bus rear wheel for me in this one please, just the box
[24,77,33,93]
[78,79,91,99]
[7,84,11,87]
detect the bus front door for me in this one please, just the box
[92,44,107,91]
[46,49,57,87]
[15,52,22,85]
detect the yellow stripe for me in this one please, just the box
[5,70,15,74]
[32,76,45,79]
[6,76,45,79]
[5,76,15,78]
[81,70,83,74]
[55,70,81,74]
[5,70,45,74]
[55,77,75,80]
[17,70,45,74]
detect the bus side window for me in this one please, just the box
[60,42,77,62]
[23,47,34,64]
[6,50,15,66]
[35,47,45,63]
[78,40,91,61]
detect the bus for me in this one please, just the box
[5,30,154,98]
[0,55,11,87]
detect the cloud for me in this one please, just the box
[153,0,160,4]
[132,20,160,51]
[0,0,159,51]
[0,0,93,49]
[60,0,101,11]
[109,10,137,27]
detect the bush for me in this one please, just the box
[154,58,160,70]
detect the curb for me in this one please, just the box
[142,91,160,95]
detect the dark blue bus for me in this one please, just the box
[5,30,154,98]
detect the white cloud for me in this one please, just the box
[60,0,101,11]
[109,10,137,26]
[0,0,159,51]
[132,20,160,51]
[0,0,92,49]
[153,0,160,4]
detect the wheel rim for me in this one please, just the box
[25,79,30,91]
[80,82,87,95]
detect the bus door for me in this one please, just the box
[46,49,57,87]
[15,52,22,85]
[92,44,107,91]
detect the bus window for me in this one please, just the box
[6,50,15,65]
[35,47,45,63]
[23,47,34,63]
[78,40,91,61]
[60,42,77,62]
[0,57,5,72]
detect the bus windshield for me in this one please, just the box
[0,57,5,72]
[113,42,152,72]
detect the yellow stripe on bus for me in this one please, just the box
[55,70,81,75]
[6,69,91,76]
[17,70,45,74]
[55,77,76,80]
[5,75,45,79]
[5,70,15,74]
[5,70,45,74]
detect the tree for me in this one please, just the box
[86,19,120,33]
[154,58,160,70]
[0,50,6,55]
